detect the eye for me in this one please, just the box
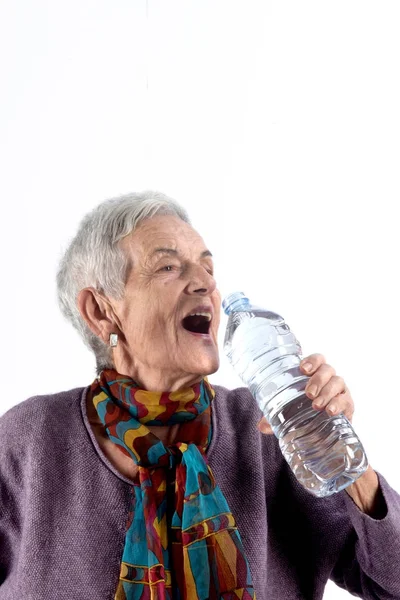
[159,265,175,272]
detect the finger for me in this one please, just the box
[324,387,354,422]
[257,416,274,435]
[308,372,344,407]
[300,353,327,375]
[305,364,337,401]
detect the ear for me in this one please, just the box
[77,288,121,345]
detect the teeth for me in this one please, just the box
[189,312,212,321]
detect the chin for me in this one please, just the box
[193,355,220,377]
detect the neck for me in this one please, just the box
[113,359,205,392]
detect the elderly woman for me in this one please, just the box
[1,191,399,600]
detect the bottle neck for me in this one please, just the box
[229,298,250,312]
[223,292,250,315]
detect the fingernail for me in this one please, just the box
[329,404,337,414]
[307,385,317,398]
[303,362,313,373]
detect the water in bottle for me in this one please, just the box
[222,291,368,497]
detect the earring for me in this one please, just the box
[109,333,118,347]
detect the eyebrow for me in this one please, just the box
[151,248,213,259]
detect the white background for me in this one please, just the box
[1,2,399,597]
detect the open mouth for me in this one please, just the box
[182,313,212,335]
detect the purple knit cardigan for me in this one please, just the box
[1,384,400,599]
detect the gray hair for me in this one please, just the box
[56,190,191,374]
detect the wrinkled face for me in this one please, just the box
[113,215,221,388]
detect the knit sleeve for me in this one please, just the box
[0,477,8,585]
[0,407,25,586]
[330,471,400,598]
[0,481,14,586]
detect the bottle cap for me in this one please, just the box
[222,292,250,315]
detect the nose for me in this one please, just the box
[185,264,217,295]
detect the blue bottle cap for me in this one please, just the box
[222,292,250,315]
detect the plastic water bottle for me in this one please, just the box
[222,291,368,497]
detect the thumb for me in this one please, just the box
[257,416,274,435]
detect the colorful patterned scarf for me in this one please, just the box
[90,369,256,600]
